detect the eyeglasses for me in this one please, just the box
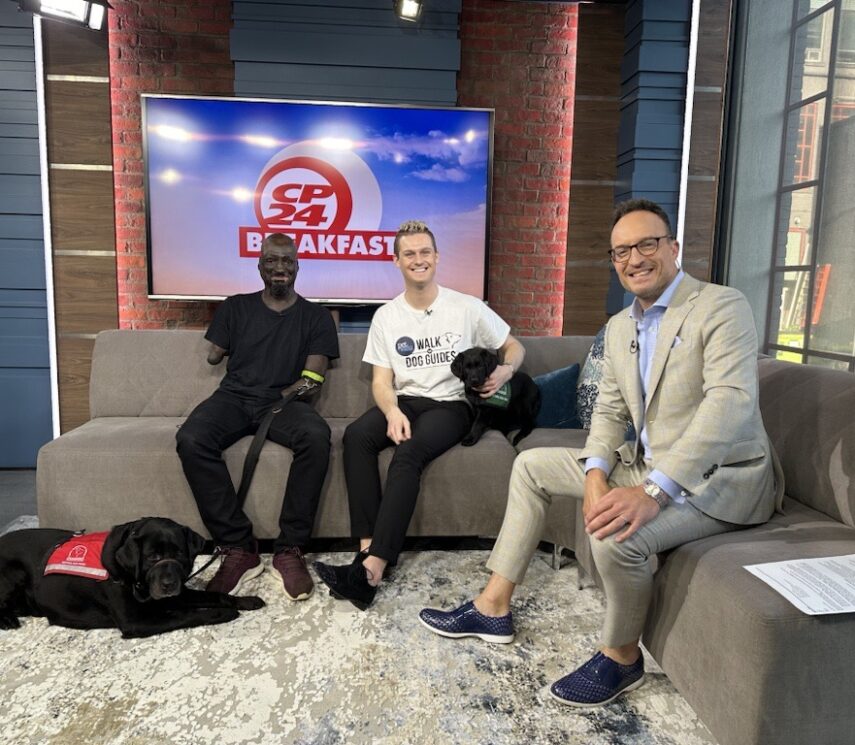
[607,235,672,263]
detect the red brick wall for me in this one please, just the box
[108,0,576,333]
[109,0,232,328]
[459,0,577,335]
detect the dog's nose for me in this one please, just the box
[157,576,180,597]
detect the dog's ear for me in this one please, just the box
[482,349,499,376]
[102,520,140,581]
[114,532,141,579]
[450,352,464,379]
[183,526,206,559]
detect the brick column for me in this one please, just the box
[109,0,233,328]
[458,0,577,335]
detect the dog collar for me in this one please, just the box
[480,381,512,409]
[44,532,110,581]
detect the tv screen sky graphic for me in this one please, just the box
[144,96,492,302]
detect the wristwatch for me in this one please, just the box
[642,478,669,509]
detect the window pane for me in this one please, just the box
[806,355,851,370]
[775,348,804,363]
[839,8,855,66]
[769,270,810,352]
[790,9,833,102]
[774,186,817,266]
[796,0,833,20]
[810,76,855,358]
[782,100,826,184]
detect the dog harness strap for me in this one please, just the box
[44,532,110,581]
[481,381,512,409]
[235,382,308,507]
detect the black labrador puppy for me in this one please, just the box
[0,516,264,638]
[451,347,541,446]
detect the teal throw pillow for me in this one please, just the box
[534,363,582,429]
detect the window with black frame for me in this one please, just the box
[767,0,855,371]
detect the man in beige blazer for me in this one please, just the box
[419,198,783,707]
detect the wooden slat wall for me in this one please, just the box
[232,0,462,104]
[41,21,117,432]
[563,4,625,335]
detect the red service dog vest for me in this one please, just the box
[44,532,110,581]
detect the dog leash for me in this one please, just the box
[234,372,323,508]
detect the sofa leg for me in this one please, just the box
[547,544,572,571]
[577,563,588,590]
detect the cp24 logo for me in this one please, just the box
[254,156,353,231]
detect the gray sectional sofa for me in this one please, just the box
[37,330,593,544]
[37,329,855,745]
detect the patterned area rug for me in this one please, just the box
[1,550,718,745]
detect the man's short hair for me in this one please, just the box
[393,220,436,257]
[260,233,296,254]
[612,199,673,236]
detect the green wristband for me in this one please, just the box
[301,369,325,384]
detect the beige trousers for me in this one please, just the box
[486,448,735,647]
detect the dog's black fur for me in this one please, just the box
[0,517,264,638]
[451,346,541,446]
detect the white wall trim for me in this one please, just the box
[677,0,701,262]
[33,15,60,440]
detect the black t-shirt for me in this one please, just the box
[205,292,339,404]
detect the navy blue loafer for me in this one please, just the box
[550,651,645,707]
[419,600,515,644]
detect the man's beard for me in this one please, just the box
[269,281,290,299]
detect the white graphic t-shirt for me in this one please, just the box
[364,286,510,402]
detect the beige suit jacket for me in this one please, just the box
[580,274,783,525]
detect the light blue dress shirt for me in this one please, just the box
[585,271,690,502]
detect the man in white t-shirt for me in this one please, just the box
[313,220,525,610]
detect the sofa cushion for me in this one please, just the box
[758,357,855,527]
[534,363,581,429]
[643,498,855,745]
[515,427,589,452]
[90,331,223,417]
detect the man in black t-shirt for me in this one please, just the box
[176,233,339,600]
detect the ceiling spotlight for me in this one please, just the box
[394,0,423,23]
[14,0,112,31]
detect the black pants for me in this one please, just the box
[344,396,473,564]
[176,389,331,552]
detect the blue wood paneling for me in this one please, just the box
[0,3,51,467]
[608,0,690,314]
[0,368,52,468]
[232,0,462,105]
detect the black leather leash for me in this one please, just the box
[234,377,321,507]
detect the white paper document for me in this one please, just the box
[744,554,855,615]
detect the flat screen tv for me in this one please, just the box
[142,95,494,303]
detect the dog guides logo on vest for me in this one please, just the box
[44,532,110,581]
[397,332,462,370]
[239,141,397,261]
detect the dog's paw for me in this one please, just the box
[234,595,265,611]
[0,612,21,630]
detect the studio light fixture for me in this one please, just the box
[394,0,423,23]
[13,0,112,31]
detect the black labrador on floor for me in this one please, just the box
[0,516,264,638]
[451,346,541,446]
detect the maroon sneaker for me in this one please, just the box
[206,544,263,595]
[272,546,314,600]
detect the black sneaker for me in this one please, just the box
[313,558,377,611]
